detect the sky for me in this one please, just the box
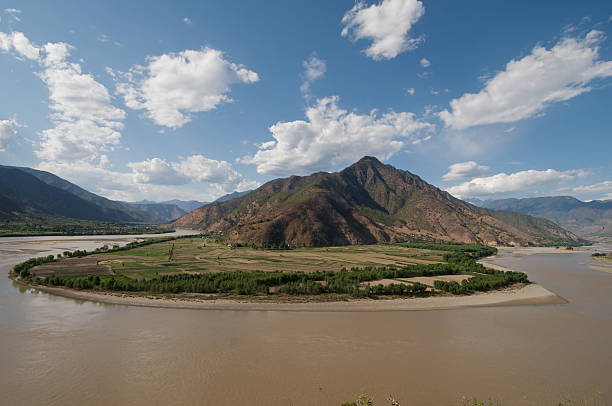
[0,0,611,203]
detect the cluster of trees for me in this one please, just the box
[0,219,175,237]
[230,241,295,250]
[22,239,529,298]
[434,270,528,294]
[592,252,609,257]
[397,242,498,265]
[40,258,524,298]
[43,267,433,297]
[11,255,56,279]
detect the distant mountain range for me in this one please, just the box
[471,196,612,239]
[1,165,254,225]
[1,166,185,223]
[132,199,208,213]
[174,156,582,247]
[132,191,251,212]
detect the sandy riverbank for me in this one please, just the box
[16,281,566,312]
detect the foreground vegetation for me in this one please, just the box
[340,392,608,406]
[11,236,530,299]
[0,217,174,237]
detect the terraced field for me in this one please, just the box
[57,237,447,280]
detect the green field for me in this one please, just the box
[19,237,529,298]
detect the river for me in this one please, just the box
[0,234,610,405]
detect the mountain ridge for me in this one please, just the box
[175,157,581,247]
[1,166,185,223]
[473,196,612,238]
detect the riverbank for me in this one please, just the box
[13,278,565,311]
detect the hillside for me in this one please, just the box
[174,157,581,247]
[475,196,612,239]
[2,166,185,223]
[0,167,128,222]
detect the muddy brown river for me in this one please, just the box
[0,234,610,405]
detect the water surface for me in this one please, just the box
[1,236,610,405]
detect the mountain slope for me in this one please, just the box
[0,165,186,223]
[0,167,125,222]
[175,157,581,247]
[476,196,612,238]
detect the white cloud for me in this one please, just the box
[447,168,578,198]
[37,120,122,161]
[0,31,40,60]
[128,155,258,192]
[439,30,612,129]
[35,41,125,161]
[341,0,425,60]
[0,118,18,151]
[442,161,490,181]
[241,96,434,175]
[115,47,259,128]
[406,87,415,95]
[420,57,430,68]
[300,54,326,96]
[0,31,126,165]
[39,156,259,202]
[128,158,190,185]
[183,17,192,25]
[570,180,612,195]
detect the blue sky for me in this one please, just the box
[0,0,611,202]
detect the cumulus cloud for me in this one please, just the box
[0,31,126,163]
[420,57,430,68]
[115,47,259,128]
[39,156,259,202]
[183,17,192,25]
[341,0,425,60]
[442,161,490,181]
[439,30,612,129]
[241,96,434,175]
[0,118,18,151]
[128,155,258,192]
[406,88,415,95]
[0,31,40,60]
[300,54,326,96]
[447,169,578,199]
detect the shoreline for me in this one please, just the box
[13,278,566,312]
[10,244,578,312]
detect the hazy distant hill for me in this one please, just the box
[1,166,185,223]
[214,190,251,203]
[474,196,612,239]
[175,157,581,247]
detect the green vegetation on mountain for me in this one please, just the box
[175,157,581,247]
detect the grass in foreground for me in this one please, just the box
[340,392,608,406]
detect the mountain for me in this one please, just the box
[1,166,185,223]
[474,196,612,239]
[0,167,127,222]
[132,199,208,212]
[158,200,208,212]
[214,190,252,203]
[174,157,581,247]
